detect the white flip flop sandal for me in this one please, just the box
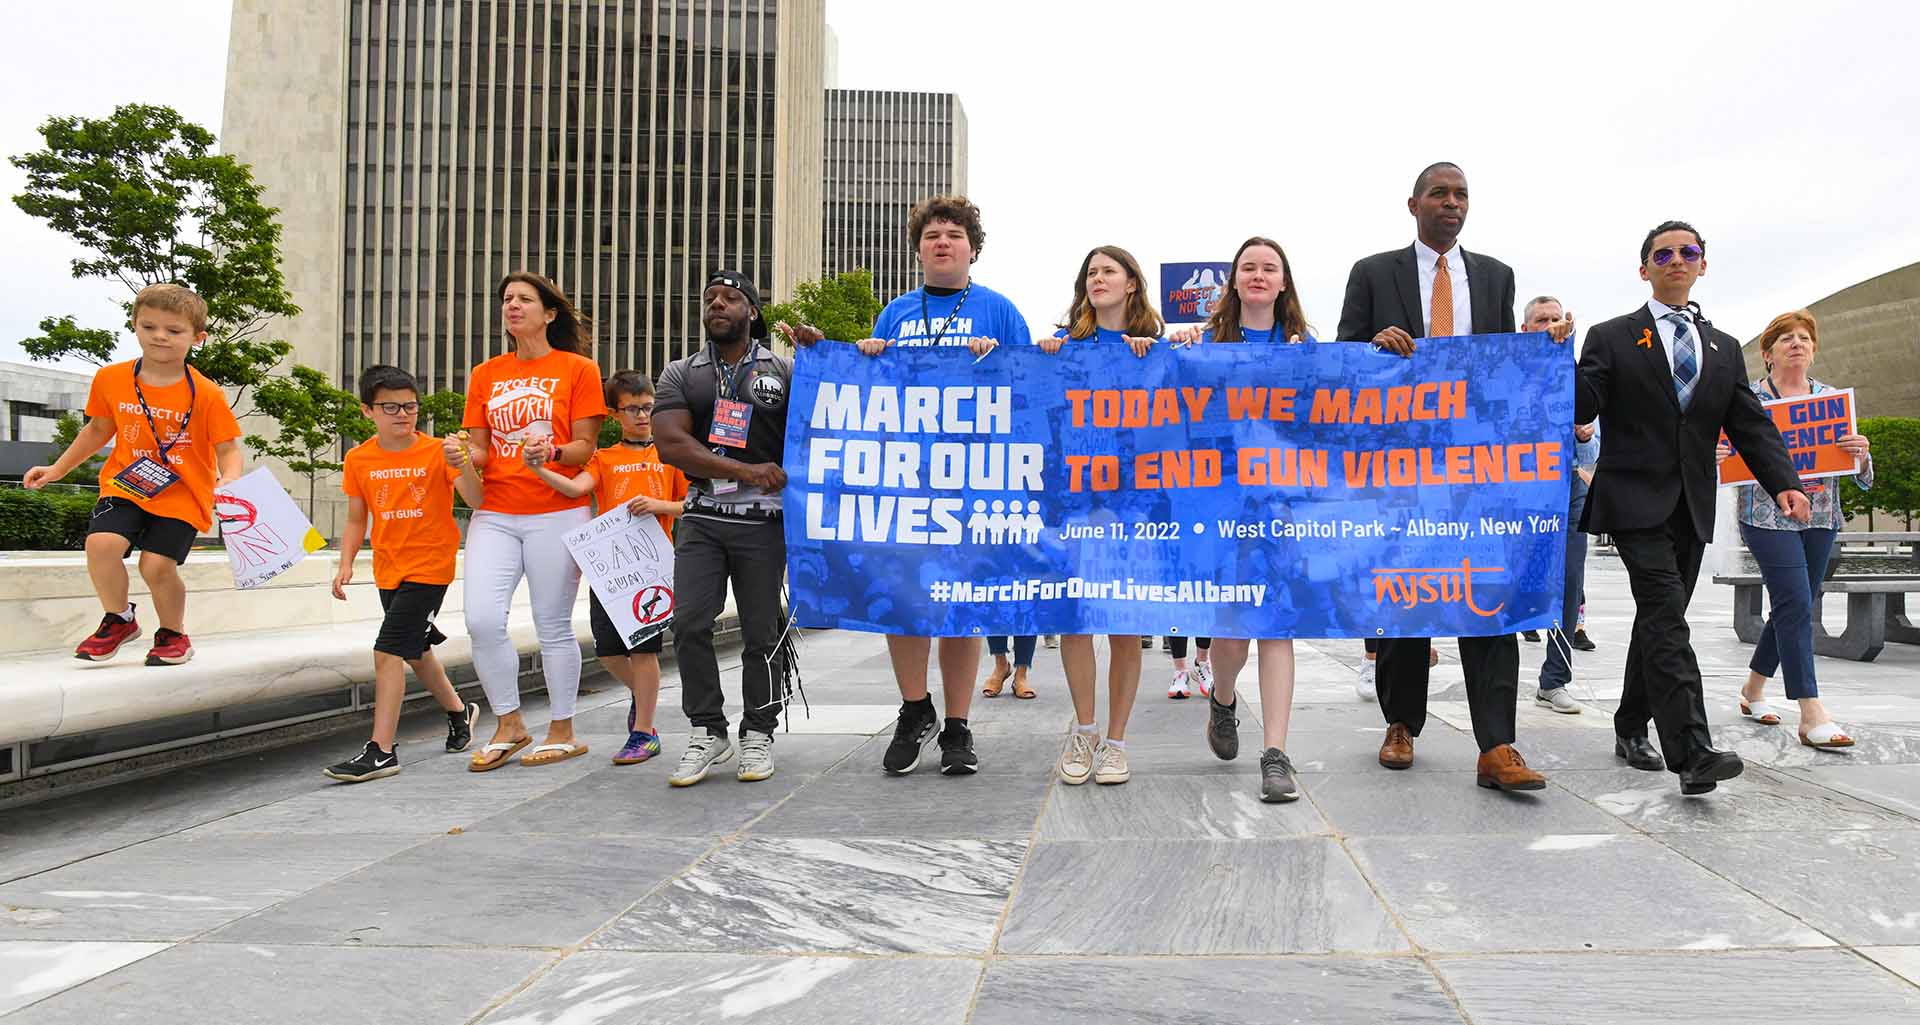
[469,736,530,772]
[1800,722,1855,749]
[520,741,590,766]
[1740,698,1783,726]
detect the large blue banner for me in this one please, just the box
[783,335,1572,639]
[1159,262,1231,324]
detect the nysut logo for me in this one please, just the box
[747,370,786,410]
[1372,558,1506,617]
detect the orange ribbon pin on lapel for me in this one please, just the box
[1636,328,1654,349]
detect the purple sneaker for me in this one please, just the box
[612,731,662,765]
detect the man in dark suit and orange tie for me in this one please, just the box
[1575,221,1808,795]
[1336,162,1552,792]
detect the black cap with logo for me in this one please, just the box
[705,269,768,338]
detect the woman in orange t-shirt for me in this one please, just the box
[456,272,608,770]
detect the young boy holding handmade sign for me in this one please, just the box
[323,365,486,783]
[529,370,688,766]
[25,284,244,666]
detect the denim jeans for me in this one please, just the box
[1540,490,1588,691]
[987,635,1037,666]
[1740,523,1837,700]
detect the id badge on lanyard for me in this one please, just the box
[708,398,753,449]
[110,360,194,500]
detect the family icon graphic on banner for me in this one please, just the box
[967,499,1045,545]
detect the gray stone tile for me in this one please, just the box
[179,785,547,839]
[1348,833,1834,952]
[1285,726,1485,773]
[970,956,1464,1025]
[998,838,1406,955]
[0,833,421,941]
[1306,771,1630,837]
[476,951,978,1025]
[1,942,546,1025]
[468,733,870,838]
[1860,946,1920,985]
[1726,721,1920,769]
[209,833,708,948]
[748,769,1050,838]
[1662,830,1920,946]
[0,941,170,1016]
[594,837,1024,955]
[1036,774,1330,841]
[1552,767,1918,833]
[1785,764,1920,818]
[1436,950,1920,1025]
[0,832,154,887]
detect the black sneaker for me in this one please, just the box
[938,721,978,775]
[1571,628,1596,651]
[1520,630,1542,642]
[1259,747,1299,803]
[883,700,939,775]
[446,702,479,752]
[1206,694,1240,761]
[324,741,400,783]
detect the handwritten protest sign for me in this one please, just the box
[784,335,1572,639]
[1718,388,1858,486]
[213,467,327,589]
[563,506,675,647]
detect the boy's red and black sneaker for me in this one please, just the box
[74,610,141,662]
[145,628,195,666]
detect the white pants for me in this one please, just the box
[463,507,590,720]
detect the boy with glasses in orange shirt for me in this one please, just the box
[323,365,487,782]
[530,370,688,766]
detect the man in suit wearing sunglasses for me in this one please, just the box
[1574,220,1809,795]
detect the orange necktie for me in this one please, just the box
[1430,253,1454,337]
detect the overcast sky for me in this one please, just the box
[4,1,1916,373]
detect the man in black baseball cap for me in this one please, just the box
[654,269,796,786]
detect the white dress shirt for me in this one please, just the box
[1646,298,1705,384]
[1415,239,1473,336]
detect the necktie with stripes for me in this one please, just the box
[1666,311,1698,408]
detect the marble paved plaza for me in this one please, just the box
[3,553,1919,1022]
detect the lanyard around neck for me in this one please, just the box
[131,359,195,461]
[921,284,972,347]
[709,342,758,401]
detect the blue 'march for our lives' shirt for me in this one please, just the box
[871,282,1033,348]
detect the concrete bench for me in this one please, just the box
[1713,573,1920,663]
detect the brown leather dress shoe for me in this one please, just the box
[1476,744,1546,791]
[1379,723,1414,769]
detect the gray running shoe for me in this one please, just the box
[736,730,775,782]
[1206,695,1240,761]
[668,728,734,787]
[1260,747,1299,803]
[1534,688,1583,714]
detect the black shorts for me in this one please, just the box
[87,498,197,564]
[375,581,450,660]
[589,590,666,657]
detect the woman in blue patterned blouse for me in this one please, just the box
[1716,310,1873,748]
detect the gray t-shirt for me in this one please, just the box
[655,341,793,516]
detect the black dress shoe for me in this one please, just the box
[1614,735,1663,772]
[1520,630,1541,642]
[1678,749,1744,795]
[1571,629,1596,651]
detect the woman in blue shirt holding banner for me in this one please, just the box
[1037,245,1161,787]
[853,194,1032,778]
[1175,236,1312,803]
[1717,310,1872,749]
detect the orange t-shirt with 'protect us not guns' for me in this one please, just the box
[342,433,464,589]
[85,360,242,532]
[588,444,689,539]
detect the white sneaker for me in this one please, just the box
[1192,660,1213,697]
[736,730,775,780]
[1168,669,1191,700]
[1357,658,1377,701]
[668,728,734,787]
[1534,688,1583,714]
[1058,730,1098,785]
[1043,634,1060,649]
[1093,741,1131,785]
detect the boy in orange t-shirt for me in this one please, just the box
[532,370,687,766]
[322,365,487,783]
[25,284,244,666]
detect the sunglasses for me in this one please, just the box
[1650,245,1703,267]
[372,401,420,415]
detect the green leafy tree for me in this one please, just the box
[11,103,299,413]
[44,411,108,484]
[245,366,370,515]
[417,390,467,438]
[762,268,884,344]
[1850,416,1920,531]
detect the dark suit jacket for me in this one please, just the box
[1574,305,1799,541]
[1336,244,1517,341]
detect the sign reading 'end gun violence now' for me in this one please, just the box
[1718,388,1858,487]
